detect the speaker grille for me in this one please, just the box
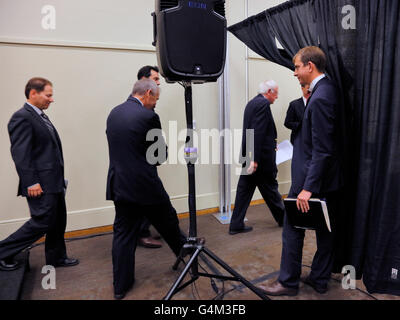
[160,0,179,11]
[214,1,225,17]
[155,0,227,82]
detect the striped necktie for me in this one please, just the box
[41,112,55,133]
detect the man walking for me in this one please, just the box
[229,80,285,235]
[0,77,79,271]
[106,79,185,299]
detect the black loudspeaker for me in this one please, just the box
[152,0,227,83]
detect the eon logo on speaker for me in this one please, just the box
[188,1,207,10]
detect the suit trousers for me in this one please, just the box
[278,191,340,289]
[112,200,185,294]
[138,218,152,238]
[230,169,284,230]
[0,192,67,265]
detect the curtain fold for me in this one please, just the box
[228,11,294,69]
[352,0,400,295]
[312,0,357,274]
[266,0,318,57]
[228,0,400,295]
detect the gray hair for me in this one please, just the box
[132,78,160,96]
[258,80,278,94]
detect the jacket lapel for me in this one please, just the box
[300,78,326,131]
[23,104,61,149]
[306,77,327,108]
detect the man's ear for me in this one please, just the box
[29,89,37,99]
[308,61,316,72]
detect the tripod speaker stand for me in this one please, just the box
[163,81,269,300]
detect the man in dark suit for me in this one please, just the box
[106,79,185,299]
[229,80,285,235]
[135,65,163,249]
[0,77,79,271]
[261,47,343,296]
[284,83,310,144]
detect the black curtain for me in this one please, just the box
[312,0,357,276]
[228,0,400,295]
[351,0,400,295]
[266,0,318,58]
[228,10,294,69]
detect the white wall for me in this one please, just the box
[0,0,300,239]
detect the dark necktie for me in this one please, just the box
[41,112,55,133]
[41,112,63,166]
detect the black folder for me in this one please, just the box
[284,198,331,232]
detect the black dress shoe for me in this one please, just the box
[0,258,20,271]
[54,258,79,268]
[302,276,328,294]
[229,226,253,235]
[114,284,133,300]
[114,292,126,300]
[138,237,162,248]
[258,280,298,296]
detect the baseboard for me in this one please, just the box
[0,193,219,239]
[0,182,291,240]
[60,197,283,240]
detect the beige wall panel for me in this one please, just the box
[226,2,247,198]
[0,41,221,237]
[0,0,299,238]
[0,0,154,49]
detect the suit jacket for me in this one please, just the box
[240,94,277,173]
[284,97,305,145]
[106,96,170,205]
[8,104,65,196]
[290,77,343,196]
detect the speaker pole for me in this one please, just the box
[164,81,269,301]
[183,81,198,240]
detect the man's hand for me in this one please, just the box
[27,183,43,198]
[297,190,312,213]
[247,161,258,175]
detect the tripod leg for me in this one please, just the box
[172,255,185,271]
[164,247,202,300]
[201,247,269,300]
